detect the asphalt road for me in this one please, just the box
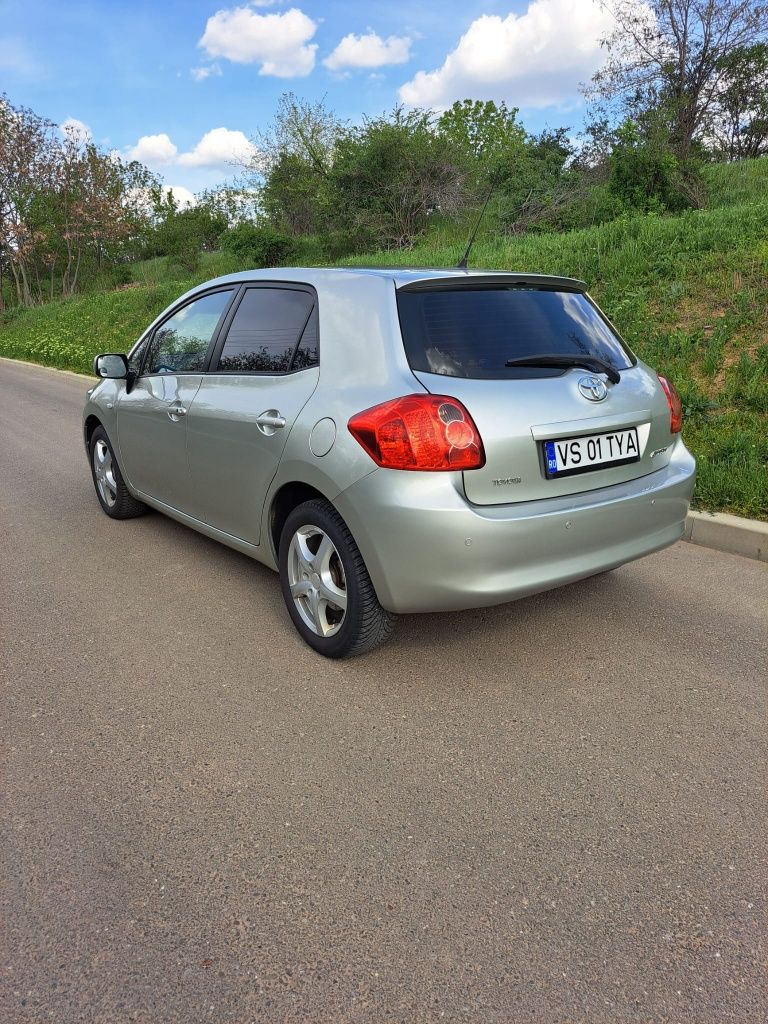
[1,358,766,1024]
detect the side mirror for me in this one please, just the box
[94,353,129,379]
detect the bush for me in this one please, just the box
[608,119,703,213]
[329,108,465,247]
[219,223,297,269]
[165,231,201,274]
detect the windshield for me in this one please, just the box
[397,286,634,380]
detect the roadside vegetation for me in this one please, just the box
[1,0,766,518]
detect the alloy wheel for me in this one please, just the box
[92,438,118,508]
[286,525,347,637]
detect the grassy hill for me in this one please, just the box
[2,159,766,519]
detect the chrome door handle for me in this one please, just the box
[256,412,286,429]
[168,402,187,420]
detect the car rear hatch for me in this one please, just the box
[396,276,676,506]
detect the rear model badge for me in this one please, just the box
[578,375,608,402]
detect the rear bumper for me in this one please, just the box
[334,440,696,613]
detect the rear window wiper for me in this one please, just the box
[504,354,621,384]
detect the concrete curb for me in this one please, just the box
[684,510,768,563]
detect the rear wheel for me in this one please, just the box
[89,425,148,520]
[279,498,395,658]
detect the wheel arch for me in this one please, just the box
[269,481,333,562]
[84,414,103,450]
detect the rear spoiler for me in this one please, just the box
[397,273,588,293]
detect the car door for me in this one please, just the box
[185,284,320,545]
[117,287,235,511]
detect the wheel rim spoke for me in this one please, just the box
[307,587,323,633]
[294,529,316,572]
[318,578,347,611]
[312,533,334,574]
[290,579,312,599]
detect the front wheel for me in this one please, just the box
[89,425,148,520]
[279,499,395,658]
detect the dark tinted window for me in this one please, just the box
[145,290,233,374]
[292,311,319,370]
[397,287,633,380]
[216,287,315,373]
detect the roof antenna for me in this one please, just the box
[457,176,497,270]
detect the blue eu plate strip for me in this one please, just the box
[545,441,558,474]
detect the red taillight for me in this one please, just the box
[348,394,485,471]
[658,374,683,433]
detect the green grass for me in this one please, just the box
[2,160,767,519]
[0,251,238,373]
[344,198,768,520]
[703,155,768,207]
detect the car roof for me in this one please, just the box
[192,266,588,294]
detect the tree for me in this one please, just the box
[196,185,261,226]
[244,93,343,237]
[436,100,527,186]
[51,128,156,295]
[0,96,58,305]
[261,150,333,236]
[330,107,466,247]
[252,92,342,177]
[589,0,768,157]
[709,43,768,159]
[0,94,157,305]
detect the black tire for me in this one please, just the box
[89,425,148,520]
[279,498,395,658]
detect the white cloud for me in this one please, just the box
[191,63,222,81]
[324,32,412,71]
[199,5,318,77]
[167,185,196,208]
[128,133,178,165]
[177,127,256,168]
[399,0,616,109]
[60,117,93,142]
[126,127,257,179]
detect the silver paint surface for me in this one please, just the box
[83,267,696,612]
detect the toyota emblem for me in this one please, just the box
[578,375,608,402]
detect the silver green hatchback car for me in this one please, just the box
[84,267,695,657]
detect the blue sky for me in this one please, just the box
[1,0,614,200]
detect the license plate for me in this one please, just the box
[544,427,640,478]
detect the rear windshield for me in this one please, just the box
[397,286,634,380]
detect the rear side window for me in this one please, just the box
[397,287,634,380]
[215,287,316,373]
[292,314,319,370]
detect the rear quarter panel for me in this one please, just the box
[261,274,426,564]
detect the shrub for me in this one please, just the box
[608,119,703,213]
[219,223,297,269]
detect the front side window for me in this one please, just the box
[215,287,316,374]
[144,289,234,375]
[128,337,148,375]
[397,286,634,380]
